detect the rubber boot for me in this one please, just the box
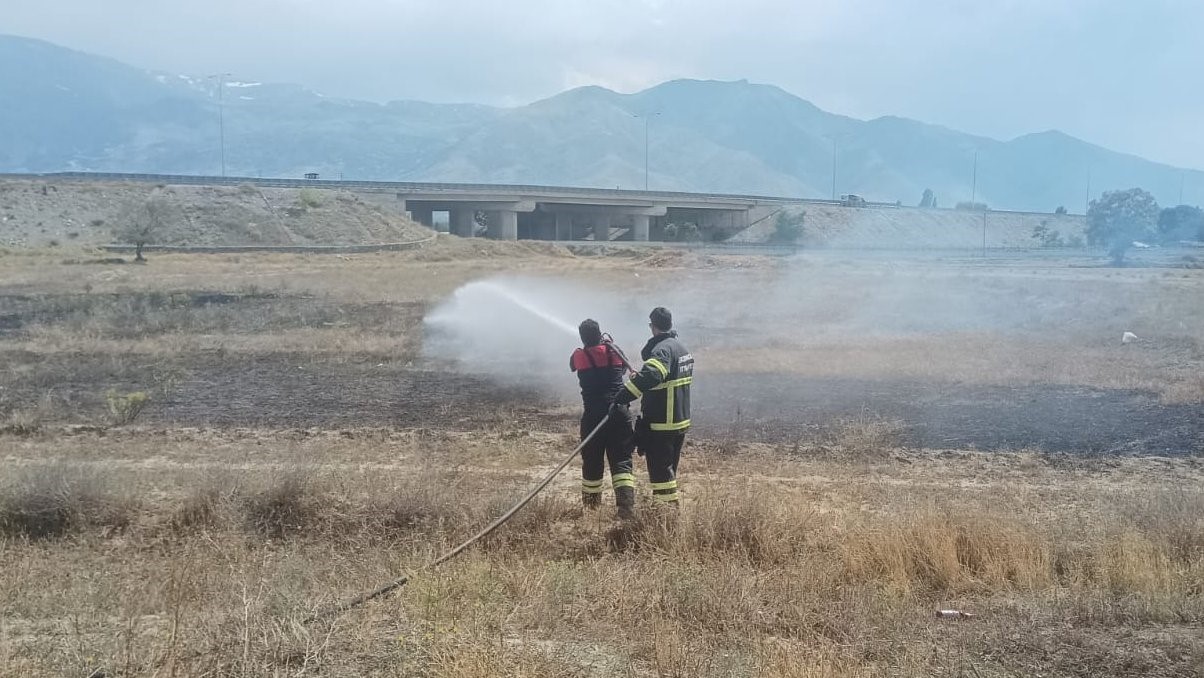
[615,486,636,520]
[582,492,602,510]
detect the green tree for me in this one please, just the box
[1031,220,1064,247]
[771,210,805,243]
[919,188,936,208]
[1086,188,1159,265]
[115,195,177,262]
[1054,205,1068,215]
[1157,204,1204,243]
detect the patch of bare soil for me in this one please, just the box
[695,374,1203,455]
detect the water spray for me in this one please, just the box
[473,280,578,337]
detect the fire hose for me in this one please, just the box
[303,413,613,624]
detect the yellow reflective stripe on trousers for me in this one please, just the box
[582,479,605,494]
[651,479,680,503]
[650,419,690,431]
[611,472,636,489]
[624,380,642,398]
[645,358,669,379]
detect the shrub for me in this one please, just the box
[170,473,241,532]
[105,389,149,426]
[771,210,805,243]
[242,468,320,539]
[2,394,57,435]
[919,188,937,208]
[676,223,702,242]
[1032,221,1064,247]
[298,188,322,209]
[0,464,135,539]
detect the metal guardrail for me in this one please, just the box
[16,171,802,205]
[2,172,903,209]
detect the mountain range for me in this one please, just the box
[2,34,1200,211]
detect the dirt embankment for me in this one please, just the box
[734,203,1087,249]
[0,179,433,248]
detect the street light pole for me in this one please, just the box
[1085,167,1092,214]
[981,210,987,258]
[831,138,837,200]
[210,73,232,177]
[970,150,978,206]
[634,112,660,191]
[644,116,650,191]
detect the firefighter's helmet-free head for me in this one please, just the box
[578,318,602,346]
[649,307,672,332]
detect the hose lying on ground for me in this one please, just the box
[304,414,612,624]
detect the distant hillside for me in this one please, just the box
[2,35,1201,212]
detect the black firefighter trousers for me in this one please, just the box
[580,405,635,498]
[637,422,686,504]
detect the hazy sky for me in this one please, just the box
[7,0,1203,168]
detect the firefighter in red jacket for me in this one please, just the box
[612,307,693,506]
[570,319,637,518]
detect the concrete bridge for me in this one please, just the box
[398,184,781,241]
[15,172,805,242]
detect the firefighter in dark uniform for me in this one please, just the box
[570,319,637,517]
[612,307,693,506]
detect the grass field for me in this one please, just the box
[1,242,1202,677]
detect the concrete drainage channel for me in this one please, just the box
[102,233,438,255]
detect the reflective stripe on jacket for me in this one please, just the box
[616,331,693,431]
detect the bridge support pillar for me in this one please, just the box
[631,215,650,242]
[555,213,572,241]
[450,209,476,238]
[593,215,611,241]
[409,207,434,228]
[486,210,518,240]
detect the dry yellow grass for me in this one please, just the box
[1,430,1202,677]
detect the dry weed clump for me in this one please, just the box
[0,463,136,538]
[241,467,323,539]
[1121,487,1204,563]
[168,471,243,532]
[0,392,57,435]
[843,508,1054,595]
[625,480,820,565]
